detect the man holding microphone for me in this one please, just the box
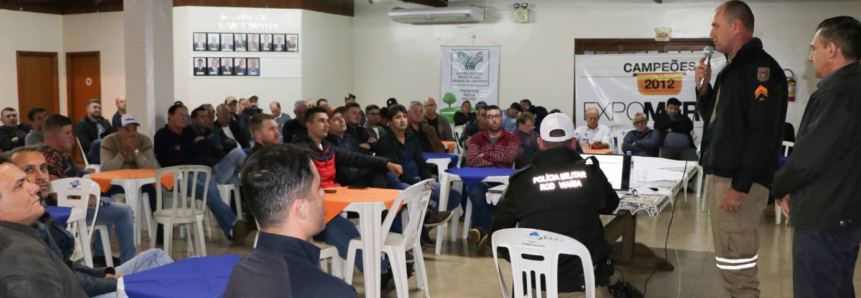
[772,17,861,298]
[695,1,787,297]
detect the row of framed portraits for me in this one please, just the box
[193,57,260,76]
[192,32,298,52]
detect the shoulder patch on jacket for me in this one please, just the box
[755,85,769,102]
[757,67,770,82]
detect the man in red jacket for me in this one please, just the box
[465,105,519,251]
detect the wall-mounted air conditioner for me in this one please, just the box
[388,7,485,24]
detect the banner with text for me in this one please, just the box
[575,53,726,141]
[440,45,501,123]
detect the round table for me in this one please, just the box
[90,169,174,245]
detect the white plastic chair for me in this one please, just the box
[51,178,108,268]
[492,228,596,298]
[775,141,794,225]
[611,130,629,154]
[150,166,210,257]
[344,179,435,298]
[76,137,101,173]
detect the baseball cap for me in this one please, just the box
[539,113,576,142]
[386,98,398,107]
[121,114,140,127]
[224,96,238,105]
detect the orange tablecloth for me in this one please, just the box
[323,187,401,223]
[584,149,615,154]
[441,141,455,153]
[90,169,175,193]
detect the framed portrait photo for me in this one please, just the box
[221,57,234,75]
[233,58,247,76]
[206,33,220,51]
[260,34,273,52]
[234,33,247,52]
[206,57,220,75]
[286,34,299,52]
[192,33,207,51]
[192,57,207,76]
[220,33,234,51]
[273,34,286,52]
[247,33,260,52]
[247,58,260,76]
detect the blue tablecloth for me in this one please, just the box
[243,147,252,154]
[424,152,458,167]
[446,167,517,189]
[45,206,72,226]
[123,254,242,298]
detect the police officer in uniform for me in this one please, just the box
[695,1,787,297]
[490,113,618,298]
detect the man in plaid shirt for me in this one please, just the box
[465,105,519,252]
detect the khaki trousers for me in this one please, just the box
[706,175,769,298]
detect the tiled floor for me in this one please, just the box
[127,192,860,298]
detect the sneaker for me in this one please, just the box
[468,228,483,245]
[232,220,248,246]
[423,210,454,227]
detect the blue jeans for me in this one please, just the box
[180,173,236,239]
[793,228,861,298]
[88,197,136,264]
[212,147,246,185]
[468,182,500,234]
[315,216,389,274]
[87,140,101,165]
[91,249,174,298]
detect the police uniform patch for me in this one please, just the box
[757,67,770,82]
[755,85,769,102]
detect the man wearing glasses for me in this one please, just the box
[622,113,661,157]
[422,97,454,142]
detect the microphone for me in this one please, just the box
[700,46,714,87]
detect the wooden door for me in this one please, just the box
[66,52,101,163]
[16,52,59,124]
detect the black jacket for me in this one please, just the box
[224,232,356,298]
[696,38,788,193]
[75,116,116,155]
[772,63,861,230]
[0,221,88,298]
[214,119,251,148]
[291,133,389,188]
[327,133,370,185]
[528,106,549,134]
[282,119,307,144]
[491,146,619,292]
[375,130,432,185]
[652,112,695,148]
[0,124,28,151]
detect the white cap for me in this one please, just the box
[539,113,576,142]
[121,114,139,127]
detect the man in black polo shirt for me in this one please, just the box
[490,113,618,297]
[282,100,309,143]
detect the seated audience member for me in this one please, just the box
[574,107,612,149]
[317,98,330,109]
[375,105,458,231]
[622,113,661,157]
[305,99,317,108]
[386,97,398,108]
[453,100,475,126]
[187,106,246,186]
[503,102,522,133]
[111,97,127,130]
[243,95,264,119]
[37,115,138,264]
[519,99,548,134]
[344,103,373,150]
[378,107,392,133]
[215,103,252,148]
[1,107,29,151]
[465,105,519,249]
[249,114,282,155]
[344,93,367,126]
[154,104,248,245]
[408,101,446,153]
[513,112,539,169]
[100,114,157,171]
[270,101,292,128]
[75,99,116,164]
[327,107,375,185]
[227,96,252,140]
[459,103,488,148]
[653,97,697,160]
[282,100,309,143]
[364,104,387,141]
[224,144,358,298]
[25,107,48,146]
[423,97,454,142]
[490,113,619,296]
[6,148,173,298]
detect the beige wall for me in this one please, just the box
[63,12,126,122]
[301,10,353,110]
[0,10,64,117]
[352,0,861,128]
